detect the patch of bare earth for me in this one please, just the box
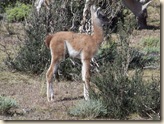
[0,21,84,120]
[0,73,84,120]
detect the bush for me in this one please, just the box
[5,2,31,22]
[5,0,84,76]
[68,99,107,118]
[69,19,160,120]
[128,48,156,69]
[5,6,50,74]
[141,37,160,48]
[68,47,160,119]
[4,0,125,75]
[90,64,160,119]
[91,20,160,119]
[0,96,17,115]
[0,0,33,13]
[58,58,81,81]
[138,37,160,68]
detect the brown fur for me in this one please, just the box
[47,29,103,58]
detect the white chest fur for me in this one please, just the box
[65,41,81,58]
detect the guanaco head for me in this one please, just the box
[90,5,109,26]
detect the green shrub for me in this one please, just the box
[5,0,83,76]
[95,41,117,65]
[69,19,160,120]
[96,37,160,69]
[5,6,50,74]
[5,2,31,22]
[0,0,33,13]
[89,21,160,119]
[141,37,160,48]
[128,48,158,69]
[68,99,107,118]
[58,58,81,81]
[0,96,17,115]
[5,0,124,76]
[143,47,160,55]
[91,64,160,119]
[140,37,160,54]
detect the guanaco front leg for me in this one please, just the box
[46,59,58,102]
[81,58,91,101]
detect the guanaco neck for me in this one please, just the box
[92,21,104,45]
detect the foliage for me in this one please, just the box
[5,2,31,22]
[0,96,17,115]
[2,0,159,74]
[140,37,160,54]
[58,58,81,81]
[67,36,160,119]
[5,7,50,74]
[68,99,107,118]
[0,0,33,13]
[130,36,160,68]
[92,20,160,119]
[4,0,125,76]
[69,18,160,120]
[96,40,159,69]
[4,1,158,77]
[0,0,160,120]
[90,64,160,119]
[96,41,117,65]
[5,0,84,75]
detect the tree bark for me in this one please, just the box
[79,0,94,33]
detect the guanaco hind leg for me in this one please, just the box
[46,60,58,102]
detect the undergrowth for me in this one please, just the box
[5,2,31,22]
[68,99,107,118]
[68,19,160,120]
[140,36,160,54]
[0,96,17,115]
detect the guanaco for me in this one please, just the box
[45,5,108,101]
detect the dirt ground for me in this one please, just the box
[0,74,84,120]
[0,1,160,120]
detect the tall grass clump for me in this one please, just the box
[0,96,17,115]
